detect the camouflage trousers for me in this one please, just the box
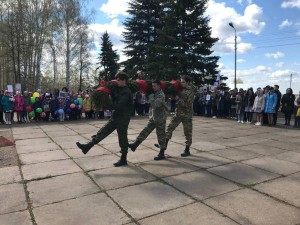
[166,114,192,147]
[136,118,167,149]
[91,117,130,154]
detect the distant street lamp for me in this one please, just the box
[229,22,237,91]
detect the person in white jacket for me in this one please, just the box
[253,88,265,126]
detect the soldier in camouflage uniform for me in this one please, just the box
[155,75,195,156]
[128,80,168,160]
[76,71,133,167]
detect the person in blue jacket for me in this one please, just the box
[264,86,277,126]
[1,90,14,125]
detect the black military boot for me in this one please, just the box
[154,148,166,160]
[181,146,190,157]
[154,139,169,149]
[76,142,94,154]
[114,153,127,167]
[128,140,142,152]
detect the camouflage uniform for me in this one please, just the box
[136,89,168,149]
[92,86,133,154]
[166,85,195,147]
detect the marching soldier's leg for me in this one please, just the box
[76,118,116,154]
[114,120,130,167]
[181,118,193,157]
[154,120,167,160]
[155,115,181,149]
[129,119,156,151]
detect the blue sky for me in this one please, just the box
[88,0,300,94]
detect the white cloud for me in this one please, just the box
[237,0,253,6]
[270,70,293,78]
[256,65,268,72]
[279,19,293,29]
[207,1,265,54]
[100,0,129,18]
[265,51,285,59]
[89,19,125,49]
[281,0,300,9]
[237,59,246,63]
[275,62,285,68]
[207,1,265,37]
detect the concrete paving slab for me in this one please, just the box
[13,132,48,140]
[53,137,88,149]
[210,148,261,161]
[74,154,119,171]
[140,158,199,178]
[0,166,21,185]
[0,211,32,225]
[89,166,155,190]
[127,148,160,163]
[0,183,27,214]
[191,141,227,151]
[178,152,233,169]
[28,172,99,207]
[45,130,78,137]
[204,188,300,225]
[243,157,300,175]
[254,172,300,207]
[64,146,111,158]
[261,140,300,152]
[237,143,286,156]
[163,170,240,200]
[15,137,52,146]
[16,142,61,154]
[33,193,130,225]
[100,142,123,153]
[11,126,40,135]
[139,202,238,225]
[208,163,280,185]
[108,181,194,220]
[22,159,82,181]
[19,150,69,165]
[273,151,300,164]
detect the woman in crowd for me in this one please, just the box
[244,88,255,123]
[264,87,277,126]
[253,88,265,126]
[281,88,295,126]
[236,88,245,123]
[1,90,14,125]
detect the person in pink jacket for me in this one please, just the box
[14,91,24,123]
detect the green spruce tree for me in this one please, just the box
[155,0,220,84]
[97,31,120,80]
[122,0,167,79]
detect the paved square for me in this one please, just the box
[108,181,194,219]
[163,170,240,200]
[33,193,130,225]
[204,189,300,225]
[1,116,300,225]
[208,162,280,185]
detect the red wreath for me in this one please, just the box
[135,79,148,93]
[170,80,181,91]
[97,87,111,94]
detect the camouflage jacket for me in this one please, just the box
[176,85,195,118]
[149,89,168,123]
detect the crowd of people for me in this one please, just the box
[1,84,300,128]
[0,87,110,125]
[194,85,300,128]
[1,72,299,167]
